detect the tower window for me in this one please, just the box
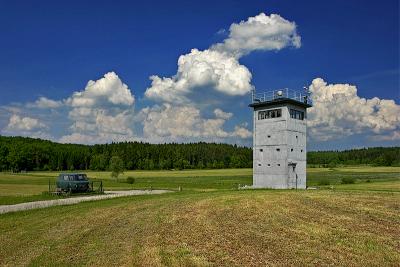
[258,164,261,166]
[296,135,298,139]
[290,109,304,120]
[277,164,281,166]
[291,148,293,152]
[267,164,271,166]
[276,148,280,151]
[267,135,271,138]
[260,149,263,152]
[301,149,303,152]
[258,109,282,120]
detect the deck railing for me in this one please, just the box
[251,88,312,105]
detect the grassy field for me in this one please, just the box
[0,167,399,266]
[0,169,253,205]
[0,167,399,204]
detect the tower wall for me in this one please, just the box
[252,101,308,189]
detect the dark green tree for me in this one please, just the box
[109,155,124,181]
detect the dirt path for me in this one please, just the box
[0,190,171,215]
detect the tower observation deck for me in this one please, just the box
[250,88,312,107]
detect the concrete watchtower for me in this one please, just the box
[249,89,312,189]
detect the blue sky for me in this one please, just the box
[0,0,399,150]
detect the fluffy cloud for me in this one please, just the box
[212,13,300,57]
[308,78,400,141]
[142,12,294,142]
[28,97,62,109]
[145,48,253,103]
[139,104,250,142]
[66,72,134,107]
[214,108,233,120]
[60,72,136,144]
[60,110,135,144]
[232,125,252,139]
[145,12,299,103]
[5,114,47,131]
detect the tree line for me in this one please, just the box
[308,147,400,167]
[0,136,398,172]
[0,136,252,172]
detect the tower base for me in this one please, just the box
[253,174,306,189]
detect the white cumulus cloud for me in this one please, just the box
[214,108,233,120]
[141,12,297,143]
[28,97,63,109]
[212,13,300,57]
[66,72,134,107]
[145,48,253,103]
[60,72,136,144]
[232,125,252,139]
[308,78,400,141]
[5,114,47,131]
[139,104,250,142]
[145,12,300,103]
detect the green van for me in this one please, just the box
[56,173,90,193]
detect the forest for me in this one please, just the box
[307,147,400,167]
[0,136,398,171]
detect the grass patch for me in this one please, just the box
[126,176,135,184]
[341,177,356,184]
[318,178,330,186]
[0,193,61,205]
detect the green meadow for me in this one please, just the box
[0,166,399,266]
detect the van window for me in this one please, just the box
[77,174,87,180]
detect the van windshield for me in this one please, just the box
[76,174,87,181]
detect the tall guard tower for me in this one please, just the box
[249,89,312,189]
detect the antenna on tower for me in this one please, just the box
[303,86,310,104]
[251,87,257,102]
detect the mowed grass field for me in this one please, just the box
[0,167,399,266]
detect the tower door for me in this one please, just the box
[288,163,298,189]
